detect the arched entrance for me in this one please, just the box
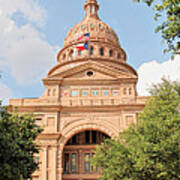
[62,130,110,180]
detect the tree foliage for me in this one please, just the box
[133,0,180,55]
[0,107,42,180]
[92,79,180,180]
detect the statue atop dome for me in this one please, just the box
[84,0,100,19]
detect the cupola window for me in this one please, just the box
[129,88,132,95]
[63,53,66,60]
[90,46,94,55]
[78,50,82,56]
[100,48,104,56]
[117,53,121,59]
[69,49,74,58]
[109,50,113,57]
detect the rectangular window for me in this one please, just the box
[82,90,88,96]
[72,90,78,96]
[92,153,98,173]
[102,90,109,96]
[72,135,77,145]
[92,131,97,144]
[112,89,119,96]
[71,154,77,173]
[84,154,90,173]
[92,90,98,96]
[64,154,69,174]
[85,131,90,144]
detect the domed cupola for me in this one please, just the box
[46,0,138,82]
[57,0,127,64]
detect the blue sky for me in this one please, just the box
[0,0,179,104]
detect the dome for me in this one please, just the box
[57,0,127,64]
[48,0,137,82]
[63,0,120,48]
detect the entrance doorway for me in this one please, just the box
[62,130,110,180]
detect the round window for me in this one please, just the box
[86,71,94,77]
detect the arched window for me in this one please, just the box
[100,48,104,56]
[63,130,110,175]
[78,50,82,56]
[109,50,113,57]
[69,49,74,58]
[117,53,121,59]
[63,53,66,60]
[129,88,132,95]
[90,46,94,55]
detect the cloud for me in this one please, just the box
[137,55,180,96]
[0,82,13,105]
[0,0,57,85]
[3,24,57,85]
[0,0,46,26]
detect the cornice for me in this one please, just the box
[8,105,63,113]
[43,78,138,86]
[57,39,122,61]
[9,103,146,113]
[37,133,61,140]
[47,58,137,78]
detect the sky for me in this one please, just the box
[0,0,179,104]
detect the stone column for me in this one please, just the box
[58,145,63,180]
[42,147,48,180]
[52,146,57,180]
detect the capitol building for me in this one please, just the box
[10,0,147,179]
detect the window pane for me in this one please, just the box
[72,135,77,144]
[64,154,69,174]
[103,90,109,96]
[112,89,119,96]
[90,47,93,55]
[92,131,97,144]
[109,50,113,57]
[92,153,98,172]
[72,154,77,173]
[92,90,98,96]
[72,90,78,96]
[100,48,104,56]
[82,90,88,96]
[85,131,90,144]
[84,154,90,173]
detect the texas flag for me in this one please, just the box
[76,41,89,51]
[77,33,90,41]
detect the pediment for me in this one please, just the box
[47,61,137,81]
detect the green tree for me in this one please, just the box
[92,79,180,180]
[0,106,42,180]
[133,0,180,55]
